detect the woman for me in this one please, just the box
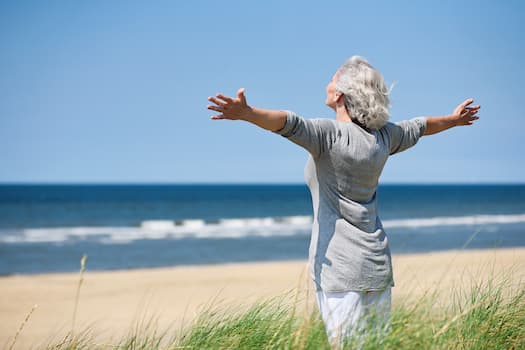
[207,56,480,348]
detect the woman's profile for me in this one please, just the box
[207,56,480,348]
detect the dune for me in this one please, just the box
[1,247,524,349]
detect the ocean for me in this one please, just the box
[1,184,524,275]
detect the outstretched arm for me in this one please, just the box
[423,98,480,135]
[207,88,287,132]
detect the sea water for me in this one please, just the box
[0,184,524,275]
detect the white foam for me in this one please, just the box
[219,218,275,228]
[1,213,523,244]
[284,216,314,225]
[382,214,525,229]
[180,219,206,229]
[141,220,176,230]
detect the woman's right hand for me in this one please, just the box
[424,98,481,135]
[451,98,480,126]
[207,88,251,120]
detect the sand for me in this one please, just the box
[2,247,524,349]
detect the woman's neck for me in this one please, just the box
[335,103,352,123]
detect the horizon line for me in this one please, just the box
[0,181,524,186]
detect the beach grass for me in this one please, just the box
[33,265,525,350]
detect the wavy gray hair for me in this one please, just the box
[334,56,391,129]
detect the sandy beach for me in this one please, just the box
[2,247,525,349]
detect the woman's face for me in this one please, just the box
[325,74,338,110]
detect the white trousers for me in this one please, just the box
[316,288,392,349]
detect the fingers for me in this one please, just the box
[209,89,245,107]
[207,95,230,118]
[207,105,224,113]
[208,88,246,120]
[466,118,479,125]
[208,96,227,107]
[463,115,480,126]
[465,106,480,118]
[216,93,234,103]
[207,94,233,118]
[460,98,474,108]
[466,105,480,112]
[237,88,247,105]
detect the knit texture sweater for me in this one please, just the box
[274,111,427,292]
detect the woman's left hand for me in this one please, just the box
[206,88,287,131]
[207,88,250,120]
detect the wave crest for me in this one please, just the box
[1,213,524,244]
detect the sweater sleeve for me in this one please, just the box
[386,117,427,155]
[273,110,334,158]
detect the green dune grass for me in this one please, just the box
[9,255,525,350]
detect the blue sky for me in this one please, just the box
[1,0,523,184]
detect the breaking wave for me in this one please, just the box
[1,214,524,244]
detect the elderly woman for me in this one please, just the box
[207,56,480,348]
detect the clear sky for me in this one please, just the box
[1,0,523,184]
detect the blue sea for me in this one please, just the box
[1,184,524,276]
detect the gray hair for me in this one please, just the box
[334,56,391,129]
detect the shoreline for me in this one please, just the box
[2,247,524,348]
[4,245,525,278]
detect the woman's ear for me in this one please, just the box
[334,92,343,103]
